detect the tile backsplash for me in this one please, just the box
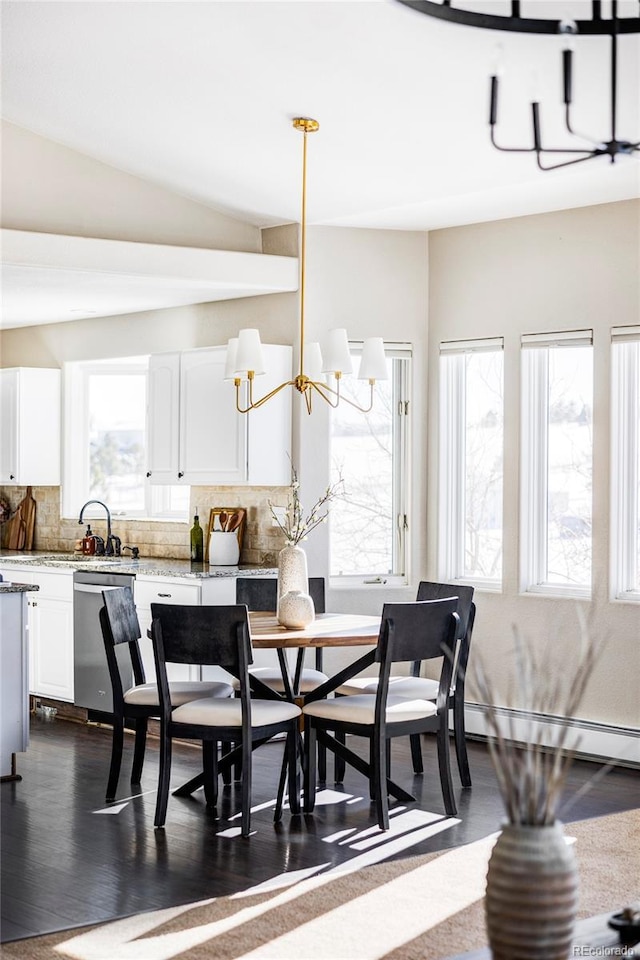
[0,485,291,565]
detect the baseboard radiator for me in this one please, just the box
[463,702,640,768]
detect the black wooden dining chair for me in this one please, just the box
[236,576,328,693]
[99,586,233,800]
[236,575,329,788]
[302,597,460,830]
[150,602,301,837]
[335,581,476,787]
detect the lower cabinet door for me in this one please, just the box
[134,579,202,683]
[30,596,74,702]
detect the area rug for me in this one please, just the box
[3,808,638,960]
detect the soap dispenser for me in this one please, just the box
[81,525,96,556]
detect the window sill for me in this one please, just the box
[330,575,408,590]
[521,584,592,601]
[61,515,188,524]
[611,591,640,604]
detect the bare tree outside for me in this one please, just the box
[329,368,395,576]
[464,352,504,580]
[88,371,146,512]
[545,346,593,586]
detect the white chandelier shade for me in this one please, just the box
[226,327,388,385]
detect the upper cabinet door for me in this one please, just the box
[0,370,18,484]
[0,368,61,485]
[179,347,247,485]
[145,345,292,486]
[247,344,293,486]
[146,353,181,484]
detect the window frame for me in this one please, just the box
[610,326,640,602]
[438,336,504,592]
[520,329,594,599]
[328,342,411,587]
[62,356,188,522]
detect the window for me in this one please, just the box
[63,357,189,520]
[439,338,504,587]
[329,344,410,581]
[611,326,640,601]
[521,330,593,596]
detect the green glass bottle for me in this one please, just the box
[190,508,204,562]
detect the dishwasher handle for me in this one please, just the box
[73,583,127,594]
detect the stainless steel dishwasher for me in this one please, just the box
[73,569,135,716]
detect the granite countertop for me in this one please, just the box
[0,581,40,593]
[0,551,276,580]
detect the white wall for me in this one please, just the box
[427,199,640,738]
[294,226,429,607]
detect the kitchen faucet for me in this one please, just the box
[78,500,121,557]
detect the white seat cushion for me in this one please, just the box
[336,675,440,699]
[302,693,437,725]
[123,680,233,707]
[171,696,301,727]
[248,666,329,694]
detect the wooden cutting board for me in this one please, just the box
[4,488,36,551]
[5,508,25,551]
[22,487,36,550]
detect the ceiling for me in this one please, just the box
[1,1,639,327]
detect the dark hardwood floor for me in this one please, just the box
[1,713,638,943]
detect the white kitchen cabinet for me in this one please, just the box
[146,344,292,486]
[0,368,61,485]
[134,576,234,684]
[146,353,180,485]
[0,567,74,702]
[136,575,274,685]
[0,588,31,777]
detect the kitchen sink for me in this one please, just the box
[0,554,129,567]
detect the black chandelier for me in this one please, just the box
[397,1,640,170]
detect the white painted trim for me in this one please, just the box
[610,339,640,599]
[463,702,640,766]
[1,228,298,291]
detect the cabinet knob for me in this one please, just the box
[9,474,15,480]
[157,593,172,598]
[178,471,184,479]
[146,471,152,478]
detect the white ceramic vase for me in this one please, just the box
[277,544,315,627]
[278,589,315,629]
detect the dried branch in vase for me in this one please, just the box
[269,464,344,546]
[469,610,605,826]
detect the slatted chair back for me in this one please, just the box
[100,586,145,695]
[150,603,251,676]
[415,581,475,679]
[375,598,460,719]
[416,580,473,635]
[236,577,277,611]
[236,576,326,613]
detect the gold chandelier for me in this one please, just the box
[224,118,388,415]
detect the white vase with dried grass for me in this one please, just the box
[473,621,603,960]
[269,464,343,629]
